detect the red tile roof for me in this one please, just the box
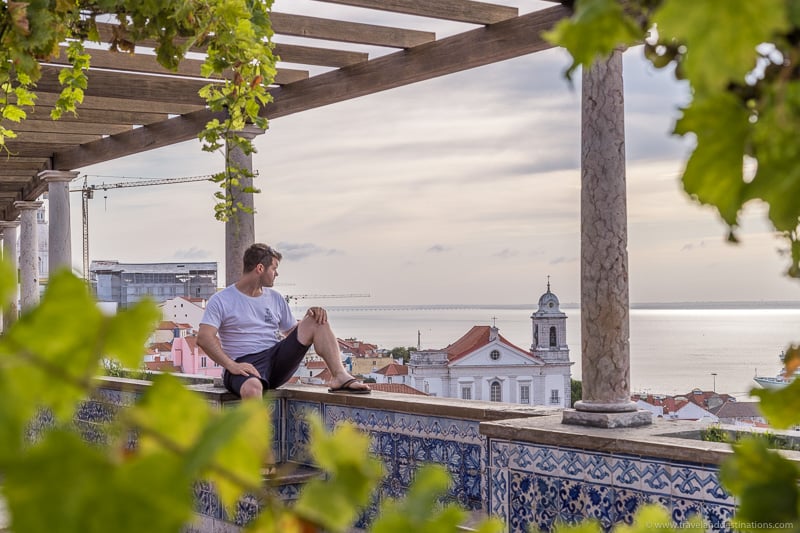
[144,361,181,372]
[375,363,408,376]
[149,342,173,352]
[338,337,379,357]
[368,383,428,395]
[306,361,328,370]
[445,326,538,363]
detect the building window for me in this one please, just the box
[490,381,502,402]
[520,385,530,404]
[490,349,500,361]
[461,387,472,400]
[549,326,557,347]
[388,377,392,384]
[423,381,430,394]
[200,356,207,368]
[550,389,560,405]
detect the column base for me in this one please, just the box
[561,408,653,429]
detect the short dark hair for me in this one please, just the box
[243,243,282,273]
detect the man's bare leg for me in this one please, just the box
[240,377,264,399]
[297,314,370,391]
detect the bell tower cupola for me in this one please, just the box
[531,277,570,363]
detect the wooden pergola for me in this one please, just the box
[1,0,654,429]
[1,0,569,220]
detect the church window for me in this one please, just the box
[461,387,472,400]
[490,381,502,402]
[549,326,557,347]
[490,349,500,361]
[520,385,530,404]
[550,389,560,405]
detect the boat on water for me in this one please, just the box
[753,351,796,390]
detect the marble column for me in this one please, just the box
[562,51,652,428]
[15,201,44,312]
[0,221,19,330]
[225,126,264,286]
[41,170,79,276]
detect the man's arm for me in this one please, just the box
[197,324,259,378]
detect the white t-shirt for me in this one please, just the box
[200,285,297,359]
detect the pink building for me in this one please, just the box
[172,335,223,378]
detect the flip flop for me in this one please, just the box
[328,378,371,394]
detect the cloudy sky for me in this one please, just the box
[70,1,800,306]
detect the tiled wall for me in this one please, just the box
[488,440,735,532]
[67,380,745,533]
[283,398,487,527]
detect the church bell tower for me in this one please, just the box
[531,279,570,363]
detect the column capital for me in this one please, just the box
[229,125,265,140]
[39,170,79,183]
[14,201,44,211]
[0,220,19,229]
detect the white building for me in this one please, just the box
[160,296,207,331]
[408,284,573,407]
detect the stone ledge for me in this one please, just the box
[480,414,800,465]
[275,384,562,421]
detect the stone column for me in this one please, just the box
[15,201,44,312]
[0,221,19,330]
[225,126,264,286]
[562,51,652,428]
[41,170,79,276]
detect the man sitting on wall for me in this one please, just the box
[197,243,370,398]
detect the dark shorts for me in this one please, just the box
[222,328,310,397]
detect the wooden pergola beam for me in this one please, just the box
[26,106,166,125]
[52,5,568,171]
[92,22,371,68]
[270,12,435,48]
[315,0,518,25]
[274,43,368,67]
[29,92,205,115]
[264,5,568,119]
[36,66,209,105]
[48,47,308,85]
[7,120,132,136]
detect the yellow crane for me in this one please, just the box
[71,174,215,280]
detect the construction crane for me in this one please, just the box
[71,174,215,280]
[285,293,370,305]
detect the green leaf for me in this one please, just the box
[5,430,194,533]
[127,373,211,454]
[720,438,800,529]
[293,417,383,532]
[371,464,480,533]
[747,80,800,232]
[1,271,105,419]
[104,298,160,368]
[542,0,642,79]
[751,376,800,429]
[654,0,789,94]
[198,399,271,509]
[674,92,751,227]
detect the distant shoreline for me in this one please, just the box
[321,301,800,312]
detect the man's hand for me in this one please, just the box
[227,361,260,378]
[306,306,328,324]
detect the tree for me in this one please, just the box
[0,0,276,221]
[389,346,417,364]
[570,378,582,408]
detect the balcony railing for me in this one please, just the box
[65,376,787,533]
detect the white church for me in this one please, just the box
[408,283,573,407]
